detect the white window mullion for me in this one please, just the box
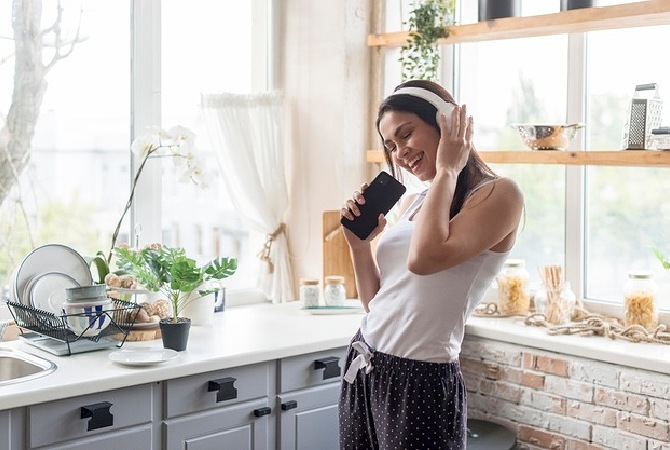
[131,0,162,248]
[565,32,587,298]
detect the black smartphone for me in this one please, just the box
[340,171,407,240]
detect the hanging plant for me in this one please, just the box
[399,0,454,82]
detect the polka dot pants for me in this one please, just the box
[338,331,466,450]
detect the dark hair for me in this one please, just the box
[376,79,497,219]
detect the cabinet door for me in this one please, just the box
[277,383,340,450]
[0,408,25,450]
[163,398,271,450]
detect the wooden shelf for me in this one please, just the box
[366,150,670,167]
[368,0,670,47]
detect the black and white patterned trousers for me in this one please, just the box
[338,330,466,450]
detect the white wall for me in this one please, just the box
[279,0,372,294]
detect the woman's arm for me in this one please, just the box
[341,188,417,311]
[409,106,524,275]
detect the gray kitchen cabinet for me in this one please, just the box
[162,362,273,450]
[0,408,25,450]
[25,383,157,449]
[276,347,347,450]
[163,398,271,450]
[276,384,340,450]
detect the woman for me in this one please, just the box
[338,79,524,449]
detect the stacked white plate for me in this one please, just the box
[12,244,94,315]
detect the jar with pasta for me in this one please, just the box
[497,259,530,315]
[623,271,658,331]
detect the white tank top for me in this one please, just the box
[360,183,509,363]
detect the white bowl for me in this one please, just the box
[62,298,112,337]
[66,285,107,302]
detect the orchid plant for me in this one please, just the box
[106,126,207,263]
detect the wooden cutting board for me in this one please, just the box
[323,211,357,299]
[112,326,162,342]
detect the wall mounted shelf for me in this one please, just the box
[366,150,670,167]
[367,1,670,47]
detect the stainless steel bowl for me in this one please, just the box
[511,123,585,150]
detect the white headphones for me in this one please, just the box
[389,87,455,125]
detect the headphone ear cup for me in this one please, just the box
[436,103,455,131]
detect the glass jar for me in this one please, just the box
[623,271,658,331]
[497,259,530,315]
[323,276,346,306]
[299,278,320,307]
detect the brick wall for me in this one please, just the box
[461,336,670,450]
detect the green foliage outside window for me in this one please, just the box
[400,0,454,82]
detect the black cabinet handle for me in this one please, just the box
[80,401,113,431]
[208,377,237,402]
[281,400,298,411]
[253,406,272,417]
[314,356,341,380]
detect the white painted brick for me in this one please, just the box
[569,359,619,388]
[620,370,670,398]
[520,389,566,414]
[650,397,670,420]
[462,336,522,366]
[545,376,594,402]
[592,425,646,450]
[649,439,670,450]
[518,407,551,429]
[538,412,591,440]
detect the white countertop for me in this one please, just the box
[465,315,670,374]
[0,301,364,410]
[3,302,670,411]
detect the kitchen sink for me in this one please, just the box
[0,348,56,386]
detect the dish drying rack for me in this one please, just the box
[6,299,141,356]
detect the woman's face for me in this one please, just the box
[379,110,440,182]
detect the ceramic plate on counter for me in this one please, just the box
[15,244,93,305]
[108,347,178,367]
[301,305,364,315]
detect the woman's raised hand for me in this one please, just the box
[437,104,473,175]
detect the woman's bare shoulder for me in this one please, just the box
[465,176,523,209]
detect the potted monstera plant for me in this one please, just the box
[114,244,237,351]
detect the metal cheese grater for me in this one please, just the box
[621,83,663,150]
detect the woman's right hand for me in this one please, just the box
[340,183,386,247]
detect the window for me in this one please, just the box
[1,1,268,300]
[585,25,670,309]
[0,0,130,282]
[381,0,670,312]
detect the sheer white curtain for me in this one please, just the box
[200,92,294,303]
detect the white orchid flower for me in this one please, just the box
[131,134,160,158]
[167,126,196,147]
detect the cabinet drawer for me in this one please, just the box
[279,347,347,393]
[38,424,152,450]
[164,362,270,418]
[27,383,154,448]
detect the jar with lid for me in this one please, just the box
[623,271,658,331]
[324,276,346,306]
[497,259,530,315]
[300,278,320,307]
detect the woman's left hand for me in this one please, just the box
[436,104,473,174]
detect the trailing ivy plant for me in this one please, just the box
[400,0,454,82]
